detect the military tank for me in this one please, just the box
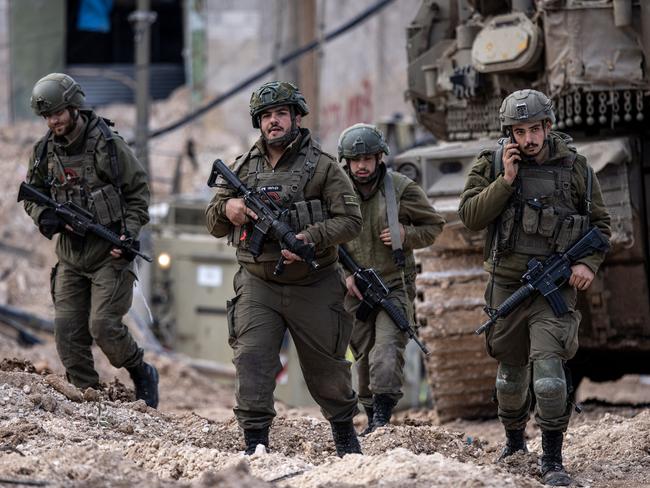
[398,0,650,422]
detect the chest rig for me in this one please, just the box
[495,151,590,257]
[34,115,126,232]
[231,139,327,252]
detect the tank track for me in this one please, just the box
[414,220,497,423]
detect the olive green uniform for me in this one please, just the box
[206,129,362,431]
[344,166,444,410]
[459,132,611,431]
[24,110,150,389]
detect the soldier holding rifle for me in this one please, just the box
[459,89,611,486]
[337,123,445,435]
[206,82,363,457]
[21,73,158,408]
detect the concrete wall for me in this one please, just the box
[203,0,276,144]
[202,0,420,153]
[10,0,65,120]
[0,0,10,124]
[318,0,420,150]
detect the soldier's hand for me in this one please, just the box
[345,275,363,300]
[569,263,595,291]
[281,234,308,265]
[225,198,258,226]
[379,224,405,247]
[503,143,521,185]
[110,235,127,259]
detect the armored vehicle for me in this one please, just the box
[399,0,650,422]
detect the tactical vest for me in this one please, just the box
[493,152,589,258]
[230,138,328,262]
[37,113,125,229]
[346,170,415,283]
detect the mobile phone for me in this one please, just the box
[509,135,520,163]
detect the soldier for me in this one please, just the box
[205,81,363,457]
[337,124,445,434]
[23,73,158,408]
[459,89,611,486]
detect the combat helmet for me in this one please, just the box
[499,89,555,133]
[337,123,390,162]
[30,73,85,116]
[249,81,309,128]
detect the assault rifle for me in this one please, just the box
[17,182,152,262]
[338,244,430,355]
[475,227,610,335]
[207,158,318,275]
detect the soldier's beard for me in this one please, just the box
[263,119,300,148]
[352,168,378,185]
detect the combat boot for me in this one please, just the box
[372,394,397,429]
[330,420,362,457]
[541,430,571,486]
[358,405,375,436]
[127,361,159,408]
[243,427,269,455]
[496,428,528,462]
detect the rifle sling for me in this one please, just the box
[383,169,405,268]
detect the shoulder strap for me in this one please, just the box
[383,169,405,269]
[233,149,253,175]
[584,164,593,223]
[96,117,128,234]
[29,130,52,184]
[95,117,121,187]
[297,138,321,188]
[491,137,507,180]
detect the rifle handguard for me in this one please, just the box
[475,284,534,335]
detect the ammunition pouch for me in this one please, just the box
[90,184,123,225]
[288,199,328,232]
[230,199,328,255]
[554,214,589,253]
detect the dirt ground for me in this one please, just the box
[1,343,649,488]
[2,94,650,487]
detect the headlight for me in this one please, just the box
[157,252,171,269]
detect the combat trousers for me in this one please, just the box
[51,259,143,388]
[485,279,581,431]
[345,284,413,410]
[227,266,359,431]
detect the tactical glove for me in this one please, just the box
[38,208,63,239]
[122,237,141,262]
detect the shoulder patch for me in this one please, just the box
[343,194,359,207]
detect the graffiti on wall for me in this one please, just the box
[321,78,373,140]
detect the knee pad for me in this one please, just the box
[495,363,530,411]
[533,359,567,419]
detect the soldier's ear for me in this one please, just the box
[295,114,302,127]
